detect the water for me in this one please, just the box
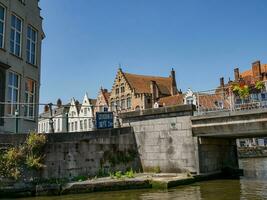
[5,158,267,200]
[10,179,267,200]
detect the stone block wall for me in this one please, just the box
[121,105,198,173]
[0,127,141,179]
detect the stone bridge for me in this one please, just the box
[121,106,267,175]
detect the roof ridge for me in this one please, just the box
[124,72,171,79]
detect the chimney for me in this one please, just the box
[252,60,262,81]
[57,98,62,108]
[44,104,49,112]
[234,68,240,81]
[170,68,178,95]
[150,80,158,105]
[220,77,224,87]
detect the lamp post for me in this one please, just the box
[15,109,19,133]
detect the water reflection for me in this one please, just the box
[14,179,267,200]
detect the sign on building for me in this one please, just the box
[96,112,114,129]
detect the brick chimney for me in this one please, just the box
[252,60,262,81]
[150,80,158,105]
[220,77,224,88]
[234,68,240,81]
[170,68,178,95]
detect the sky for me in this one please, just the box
[39,0,267,104]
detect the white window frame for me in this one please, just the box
[27,25,37,65]
[0,4,6,49]
[10,14,22,57]
[24,78,36,119]
[7,71,20,116]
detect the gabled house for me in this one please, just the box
[68,98,80,132]
[109,68,178,112]
[68,93,96,132]
[95,87,110,115]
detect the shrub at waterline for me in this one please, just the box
[0,132,47,180]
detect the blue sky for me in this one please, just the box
[39,0,267,104]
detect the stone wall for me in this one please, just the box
[120,105,199,174]
[0,127,141,179]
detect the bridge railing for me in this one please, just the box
[194,88,267,116]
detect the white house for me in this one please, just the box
[68,93,96,132]
[38,103,69,133]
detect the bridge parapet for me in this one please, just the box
[192,109,267,138]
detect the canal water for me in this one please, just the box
[8,158,267,200]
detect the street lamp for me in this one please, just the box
[15,109,19,133]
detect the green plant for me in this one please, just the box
[255,81,265,91]
[0,132,47,180]
[125,168,135,178]
[115,171,122,179]
[231,84,250,99]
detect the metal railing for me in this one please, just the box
[195,88,267,116]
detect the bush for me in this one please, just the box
[0,132,47,180]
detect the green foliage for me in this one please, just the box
[0,132,47,180]
[25,155,44,170]
[255,81,265,91]
[231,84,250,99]
[110,169,136,179]
[125,168,135,178]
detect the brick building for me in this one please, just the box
[94,87,110,115]
[109,68,178,112]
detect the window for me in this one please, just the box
[74,121,77,131]
[7,72,20,115]
[84,108,87,115]
[80,120,83,130]
[121,99,125,110]
[71,122,74,131]
[186,97,194,105]
[0,5,5,48]
[116,100,120,110]
[127,97,131,109]
[121,84,125,93]
[10,14,22,57]
[24,79,36,119]
[111,101,115,111]
[147,98,151,104]
[88,119,91,128]
[84,119,87,130]
[115,88,119,95]
[27,26,37,64]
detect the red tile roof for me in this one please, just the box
[240,64,267,78]
[158,94,184,106]
[123,72,173,95]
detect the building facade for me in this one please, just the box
[94,87,110,115]
[109,68,178,112]
[38,104,69,133]
[0,0,45,133]
[68,94,96,133]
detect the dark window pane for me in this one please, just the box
[11,15,15,28]
[0,6,4,20]
[16,18,21,31]
[0,22,3,34]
